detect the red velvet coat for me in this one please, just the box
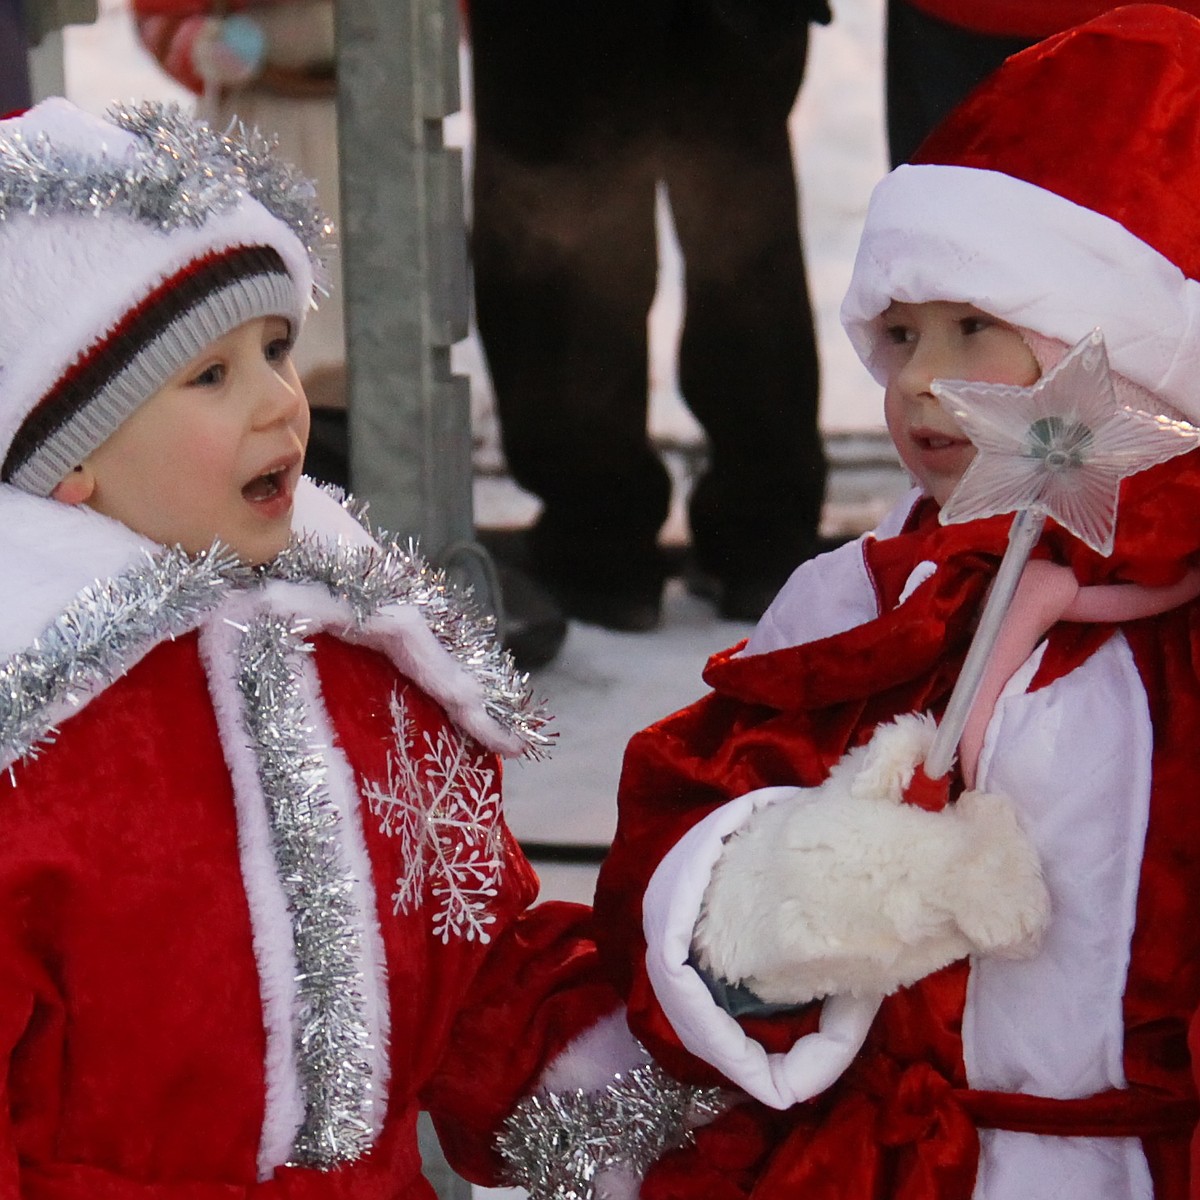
[0,480,616,1199]
[595,484,1200,1200]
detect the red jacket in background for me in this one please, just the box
[905,0,1200,38]
[132,0,295,95]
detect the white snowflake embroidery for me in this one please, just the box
[363,690,504,943]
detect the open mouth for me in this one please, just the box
[913,432,969,452]
[242,467,288,503]
[241,456,299,511]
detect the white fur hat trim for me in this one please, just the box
[840,164,1200,423]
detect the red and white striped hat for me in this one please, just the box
[842,4,1200,423]
[0,98,331,496]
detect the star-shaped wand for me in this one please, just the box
[920,329,1200,780]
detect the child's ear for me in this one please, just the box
[50,464,96,506]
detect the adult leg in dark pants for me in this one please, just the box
[664,3,826,618]
[471,0,828,628]
[886,0,1033,166]
[471,1,672,630]
[0,0,31,115]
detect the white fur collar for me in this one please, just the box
[0,481,158,660]
[0,478,539,760]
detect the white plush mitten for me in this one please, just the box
[691,713,1050,1005]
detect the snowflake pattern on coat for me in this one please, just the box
[363,691,504,943]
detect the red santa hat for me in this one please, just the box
[841,4,1200,424]
[0,98,331,497]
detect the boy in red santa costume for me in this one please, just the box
[572,6,1200,1198]
[0,97,657,1198]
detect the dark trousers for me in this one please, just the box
[470,0,827,595]
[886,0,1035,166]
[1,0,31,115]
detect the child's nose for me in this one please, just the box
[895,336,950,399]
[255,367,305,427]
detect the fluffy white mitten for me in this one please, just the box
[691,714,1050,1005]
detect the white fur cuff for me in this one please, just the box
[642,789,880,1109]
[537,1007,651,1095]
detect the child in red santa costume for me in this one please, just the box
[0,97,660,1199]
[575,6,1200,1198]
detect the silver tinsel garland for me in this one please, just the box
[0,543,245,767]
[1,494,547,766]
[497,1063,730,1199]
[269,524,552,758]
[0,100,333,285]
[235,614,376,1166]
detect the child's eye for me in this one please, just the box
[882,324,914,345]
[189,362,226,387]
[959,316,993,336]
[265,337,293,365]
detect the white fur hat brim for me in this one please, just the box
[840,164,1200,423]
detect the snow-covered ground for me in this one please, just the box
[61,4,898,1194]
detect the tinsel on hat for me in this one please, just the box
[0,98,334,495]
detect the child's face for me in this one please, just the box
[880,300,1041,506]
[61,316,310,564]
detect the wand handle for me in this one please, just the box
[923,509,1046,780]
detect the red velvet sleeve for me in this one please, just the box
[420,863,620,1185]
[1190,1008,1200,1199]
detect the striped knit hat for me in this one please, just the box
[0,98,331,496]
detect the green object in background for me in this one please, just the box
[22,0,97,45]
[21,0,98,104]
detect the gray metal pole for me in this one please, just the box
[335,0,475,566]
[335,2,478,1196]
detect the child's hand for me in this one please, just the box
[691,714,1050,1006]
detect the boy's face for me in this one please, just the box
[59,316,310,564]
[879,300,1040,506]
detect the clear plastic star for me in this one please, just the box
[932,329,1200,555]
